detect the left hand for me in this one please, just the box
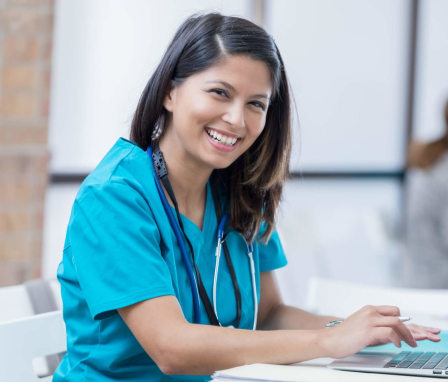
[407,323,441,342]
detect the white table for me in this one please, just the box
[212,358,445,381]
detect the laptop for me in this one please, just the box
[328,350,448,378]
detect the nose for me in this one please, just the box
[222,102,245,129]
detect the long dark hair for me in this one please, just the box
[130,13,291,243]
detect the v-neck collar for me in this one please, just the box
[171,182,215,257]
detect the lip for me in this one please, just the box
[206,127,241,140]
[204,129,240,152]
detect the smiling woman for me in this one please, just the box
[53,12,440,382]
[131,14,291,243]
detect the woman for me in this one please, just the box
[54,13,439,381]
[402,100,448,288]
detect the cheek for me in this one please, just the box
[179,94,218,124]
[248,115,267,138]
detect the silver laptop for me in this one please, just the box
[329,351,448,378]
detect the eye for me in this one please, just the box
[209,88,229,98]
[249,100,266,111]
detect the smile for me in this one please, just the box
[206,128,239,146]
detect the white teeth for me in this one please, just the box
[206,128,238,146]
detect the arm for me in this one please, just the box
[257,271,338,330]
[256,271,440,343]
[119,293,418,376]
[119,295,327,376]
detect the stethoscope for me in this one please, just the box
[148,145,258,330]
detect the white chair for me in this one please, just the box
[0,311,66,382]
[0,283,34,322]
[0,279,62,323]
[306,277,448,329]
[0,279,65,379]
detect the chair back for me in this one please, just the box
[0,279,62,323]
[0,311,66,382]
[0,284,34,322]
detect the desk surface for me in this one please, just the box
[213,329,448,381]
[212,359,443,381]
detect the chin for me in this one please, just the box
[203,154,237,171]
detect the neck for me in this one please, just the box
[158,139,212,225]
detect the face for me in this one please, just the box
[161,54,272,172]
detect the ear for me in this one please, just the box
[163,83,176,112]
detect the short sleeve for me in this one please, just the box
[258,227,287,272]
[68,180,175,319]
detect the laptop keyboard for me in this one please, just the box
[385,351,448,375]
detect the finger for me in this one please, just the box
[407,324,441,340]
[411,330,441,342]
[374,317,417,347]
[373,316,403,327]
[419,326,441,334]
[426,334,441,342]
[394,323,417,347]
[374,305,401,317]
[407,323,441,333]
[414,333,441,342]
[375,327,402,348]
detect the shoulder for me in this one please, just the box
[76,138,153,205]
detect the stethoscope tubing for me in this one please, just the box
[148,145,257,328]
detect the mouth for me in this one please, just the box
[206,127,240,147]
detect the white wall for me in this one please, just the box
[276,178,402,306]
[49,0,251,173]
[413,0,448,141]
[266,0,409,172]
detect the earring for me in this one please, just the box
[152,113,165,140]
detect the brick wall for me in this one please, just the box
[0,0,54,286]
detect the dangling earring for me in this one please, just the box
[152,113,166,141]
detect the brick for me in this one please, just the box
[0,92,36,117]
[0,235,32,260]
[3,36,39,62]
[30,204,44,230]
[2,65,37,89]
[0,260,26,286]
[0,0,54,288]
[0,179,32,202]
[34,177,47,202]
[0,8,54,35]
[0,125,48,145]
[0,209,33,232]
[0,153,49,179]
[40,37,53,62]
[28,235,42,259]
[40,90,50,117]
[7,0,54,6]
[41,66,51,90]
[0,153,32,173]
[26,256,42,280]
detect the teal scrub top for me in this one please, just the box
[53,138,287,381]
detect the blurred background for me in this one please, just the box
[1,0,447,307]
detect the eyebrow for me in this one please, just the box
[205,80,271,100]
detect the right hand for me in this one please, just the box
[322,305,417,359]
